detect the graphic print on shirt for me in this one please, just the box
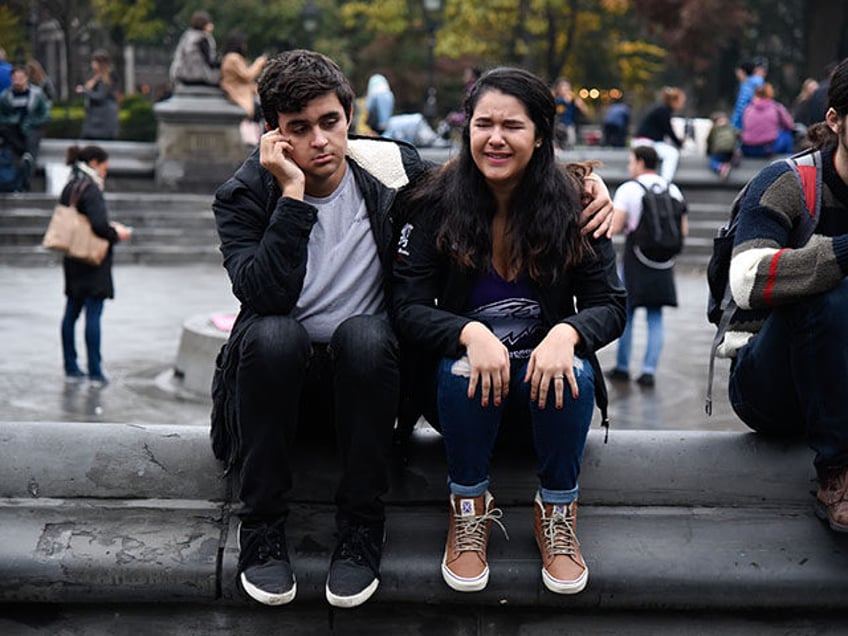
[467,297,545,359]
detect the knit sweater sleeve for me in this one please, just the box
[729,162,848,310]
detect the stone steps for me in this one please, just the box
[0,194,732,266]
[2,421,845,633]
[1,144,768,266]
[0,192,221,265]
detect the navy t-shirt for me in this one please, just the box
[465,270,545,359]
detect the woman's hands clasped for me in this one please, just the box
[459,321,582,410]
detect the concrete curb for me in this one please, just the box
[3,421,845,610]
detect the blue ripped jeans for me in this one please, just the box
[436,355,595,504]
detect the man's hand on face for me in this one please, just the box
[260,127,306,200]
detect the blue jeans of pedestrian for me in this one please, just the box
[61,296,104,377]
[235,314,399,528]
[741,130,795,158]
[615,305,664,375]
[729,278,848,471]
[436,355,595,504]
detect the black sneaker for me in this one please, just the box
[605,368,630,382]
[636,373,655,387]
[325,522,384,608]
[238,518,296,605]
[89,373,110,386]
[65,369,86,383]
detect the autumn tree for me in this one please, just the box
[341,0,667,115]
[629,0,749,108]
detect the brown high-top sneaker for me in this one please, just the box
[533,491,588,594]
[816,466,848,533]
[442,491,505,592]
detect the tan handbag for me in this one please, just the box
[42,180,110,266]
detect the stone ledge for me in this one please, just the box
[0,422,817,506]
[1,421,844,611]
[2,501,846,609]
[2,604,848,635]
[36,139,158,177]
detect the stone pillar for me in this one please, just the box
[172,313,231,396]
[153,84,248,191]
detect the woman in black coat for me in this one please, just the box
[60,144,131,384]
[392,68,625,596]
[77,50,120,140]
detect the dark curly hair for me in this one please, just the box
[257,49,354,129]
[404,66,591,284]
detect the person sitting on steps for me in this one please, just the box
[721,56,848,533]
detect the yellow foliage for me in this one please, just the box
[0,7,26,57]
[338,0,668,98]
[91,0,165,42]
[601,0,630,15]
[341,0,414,35]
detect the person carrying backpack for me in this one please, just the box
[606,144,687,387]
[714,56,848,534]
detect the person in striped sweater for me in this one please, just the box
[725,56,848,533]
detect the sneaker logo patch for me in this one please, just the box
[553,505,566,515]
[460,499,474,515]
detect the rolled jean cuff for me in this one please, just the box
[449,478,489,498]
[539,484,579,504]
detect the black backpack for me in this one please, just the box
[704,149,822,415]
[631,180,686,264]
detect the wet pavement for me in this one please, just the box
[0,262,744,432]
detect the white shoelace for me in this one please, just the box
[453,507,509,552]
[541,506,580,557]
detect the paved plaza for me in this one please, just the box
[0,264,743,431]
[0,262,744,433]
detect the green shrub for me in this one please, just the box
[44,97,157,142]
[45,103,84,138]
[119,94,157,142]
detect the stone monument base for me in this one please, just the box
[153,84,250,191]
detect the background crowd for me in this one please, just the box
[0,0,842,193]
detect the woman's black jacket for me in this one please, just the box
[391,204,627,431]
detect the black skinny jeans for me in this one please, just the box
[235,313,399,528]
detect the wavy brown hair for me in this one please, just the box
[408,67,592,284]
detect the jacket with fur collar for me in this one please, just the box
[210,135,427,468]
